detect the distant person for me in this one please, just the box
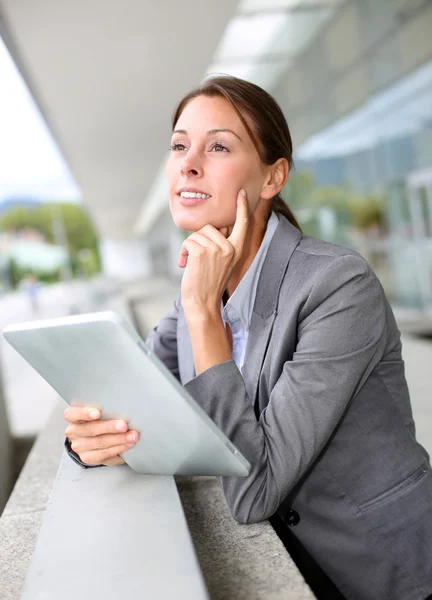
[23,274,40,314]
[63,76,432,600]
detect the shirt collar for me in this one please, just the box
[222,211,279,331]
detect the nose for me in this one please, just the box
[180,149,203,178]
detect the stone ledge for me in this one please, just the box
[176,476,314,600]
[0,401,65,599]
[20,454,209,600]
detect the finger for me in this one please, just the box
[178,238,204,268]
[79,443,135,466]
[102,455,126,466]
[197,225,235,261]
[65,418,129,440]
[227,189,249,258]
[69,431,139,454]
[198,225,230,246]
[178,229,229,269]
[187,231,219,252]
[64,406,101,423]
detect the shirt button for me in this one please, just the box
[284,510,300,527]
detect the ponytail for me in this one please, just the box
[271,195,302,232]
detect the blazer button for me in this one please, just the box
[285,510,300,527]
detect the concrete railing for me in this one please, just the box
[0,278,315,600]
[0,369,12,514]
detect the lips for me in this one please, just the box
[176,187,211,207]
[177,187,211,197]
[177,193,210,207]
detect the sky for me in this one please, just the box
[0,37,81,203]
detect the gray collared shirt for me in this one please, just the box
[221,211,279,372]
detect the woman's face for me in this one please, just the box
[166,95,271,232]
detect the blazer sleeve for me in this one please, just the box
[145,293,181,380]
[184,255,388,524]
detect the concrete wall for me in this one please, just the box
[145,208,184,281]
[99,237,152,280]
[99,211,184,282]
[0,369,11,514]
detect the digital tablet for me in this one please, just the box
[3,311,251,477]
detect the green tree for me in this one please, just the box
[281,170,385,240]
[0,201,101,276]
[8,258,20,289]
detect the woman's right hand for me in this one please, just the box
[64,406,140,466]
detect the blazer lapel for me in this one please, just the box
[242,311,277,410]
[242,216,302,409]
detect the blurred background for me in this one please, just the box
[0,0,431,513]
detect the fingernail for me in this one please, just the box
[126,443,135,448]
[89,410,100,419]
[116,421,126,431]
[240,189,247,196]
[127,431,138,442]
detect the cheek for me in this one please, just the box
[236,164,265,210]
[218,160,259,198]
[165,159,175,189]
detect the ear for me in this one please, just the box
[260,158,289,200]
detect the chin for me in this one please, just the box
[171,206,232,232]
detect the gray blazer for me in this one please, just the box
[147,215,432,600]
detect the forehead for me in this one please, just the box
[174,95,247,134]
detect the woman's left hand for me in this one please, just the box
[179,189,249,318]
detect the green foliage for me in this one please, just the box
[0,201,101,281]
[0,202,99,251]
[76,248,101,277]
[282,170,316,209]
[281,171,385,240]
[8,258,20,289]
[348,195,384,230]
[0,206,53,241]
[7,260,61,290]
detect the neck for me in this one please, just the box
[225,208,270,298]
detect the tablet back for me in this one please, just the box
[3,311,251,477]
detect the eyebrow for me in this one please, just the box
[172,128,243,141]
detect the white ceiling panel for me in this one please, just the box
[213,13,289,62]
[238,0,343,14]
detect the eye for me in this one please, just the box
[211,142,228,152]
[169,142,187,151]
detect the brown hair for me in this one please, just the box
[172,75,301,232]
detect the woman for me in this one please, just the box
[64,76,432,600]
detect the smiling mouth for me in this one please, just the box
[178,192,211,199]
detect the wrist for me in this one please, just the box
[183,303,221,327]
[183,307,232,375]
